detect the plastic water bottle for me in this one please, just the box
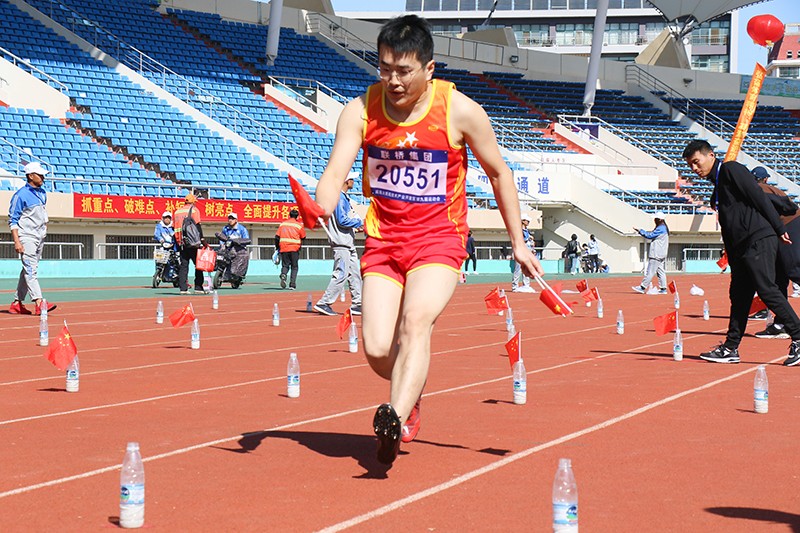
[211,290,219,310]
[507,323,516,340]
[616,310,624,335]
[553,458,579,532]
[203,273,211,293]
[674,292,680,310]
[190,319,200,350]
[673,328,683,361]
[597,298,604,318]
[66,355,80,393]
[340,291,346,303]
[505,307,514,332]
[348,323,358,353]
[287,352,300,398]
[754,364,768,414]
[306,293,313,312]
[39,303,49,346]
[119,442,145,528]
[512,359,526,405]
[272,303,280,327]
[155,300,163,324]
[702,300,709,321]
[498,289,506,317]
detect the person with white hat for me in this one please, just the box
[153,211,175,248]
[8,162,56,315]
[632,211,670,294]
[511,213,536,292]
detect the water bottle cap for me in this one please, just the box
[290,352,297,358]
[559,458,571,468]
[126,442,140,451]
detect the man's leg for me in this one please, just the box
[279,252,290,288]
[656,259,667,289]
[318,247,347,306]
[289,251,300,288]
[191,254,205,291]
[178,248,190,292]
[347,247,362,306]
[511,262,522,289]
[361,275,403,381]
[747,238,800,339]
[15,239,43,303]
[639,259,657,288]
[725,254,757,349]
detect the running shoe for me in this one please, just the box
[373,403,401,465]
[700,344,740,364]
[34,300,57,315]
[631,285,645,294]
[658,288,668,294]
[755,323,790,339]
[280,274,287,289]
[401,397,422,443]
[784,340,800,367]
[313,303,337,316]
[9,301,31,315]
[350,305,362,316]
[749,309,770,321]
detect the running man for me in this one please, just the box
[315,15,542,465]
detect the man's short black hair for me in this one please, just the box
[377,15,434,65]
[682,139,714,159]
[289,209,299,219]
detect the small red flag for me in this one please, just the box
[668,281,678,294]
[581,287,600,302]
[170,303,196,328]
[540,288,569,317]
[45,325,78,370]
[576,279,588,293]
[653,311,678,335]
[288,174,325,230]
[505,331,521,370]
[336,308,352,339]
[484,287,509,315]
[749,296,767,315]
[717,251,728,270]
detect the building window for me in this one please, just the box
[788,50,793,59]
[513,0,532,8]
[779,67,799,78]
[422,0,441,9]
[460,0,477,8]
[690,19,730,46]
[514,23,551,45]
[605,22,639,45]
[406,0,423,9]
[556,23,593,45]
[692,54,729,73]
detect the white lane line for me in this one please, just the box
[316,355,783,533]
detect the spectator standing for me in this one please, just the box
[586,234,600,273]
[564,234,581,275]
[8,162,56,315]
[275,208,305,290]
[632,212,670,294]
[511,214,535,292]
[314,177,363,315]
[173,193,208,294]
[464,231,477,274]
[153,211,175,248]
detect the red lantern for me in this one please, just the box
[747,14,785,47]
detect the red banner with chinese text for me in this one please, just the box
[73,194,298,223]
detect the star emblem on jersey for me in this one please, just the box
[397,131,418,148]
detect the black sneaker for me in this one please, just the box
[350,305,362,316]
[313,303,337,316]
[700,344,740,364]
[280,274,287,289]
[373,403,401,465]
[784,340,800,366]
[749,309,770,321]
[755,323,790,339]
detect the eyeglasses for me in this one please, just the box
[377,66,422,82]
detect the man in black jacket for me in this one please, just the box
[683,140,800,366]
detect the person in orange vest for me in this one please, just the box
[173,193,208,294]
[274,208,306,290]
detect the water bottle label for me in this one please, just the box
[513,380,526,393]
[287,375,300,386]
[67,369,79,380]
[120,483,145,505]
[553,502,578,526]
[754,389,768,402]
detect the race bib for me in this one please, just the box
[367,146,447,203]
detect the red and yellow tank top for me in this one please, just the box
[362,79,468,244]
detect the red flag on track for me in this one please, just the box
[668,281,678,294]
[505,331,521,370]
[576,279,588,293]
[749,296,767,315]
[653,311,678,335]
[288,174,325,230]
[336,309,352,339]
[170,304,196,328]
[45,325,78,370]
[484,287,509,315]
[581,287,600,302]
[717,251,728,270]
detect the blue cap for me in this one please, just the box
[751,166,770,181]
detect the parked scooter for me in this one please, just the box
[152,242,179,288]
[213,232,251,289]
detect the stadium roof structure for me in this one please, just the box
[647,0,772,36]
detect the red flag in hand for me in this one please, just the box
[749,296,767,315]
[668,281,678,294]
[170,303,196,328]
[336,308,353,339]
[505,331,521,370]
[484,287,509,315]
[288,174,325,230]
[717,251,728,270]
[653,311,678,335]
[576,279,588,293]
[45,325,78,370]
[581,287,600,302]
[539,281,573,317]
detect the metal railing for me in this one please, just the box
[0,45,69,93]
[625,64,800,178]
[95,242,160,260]
[0,138,55,176]
[38,0,328,177]
[0,241,83,259]
[557,114,633,165]
[267,75,345,106]
[306,13,378,67]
